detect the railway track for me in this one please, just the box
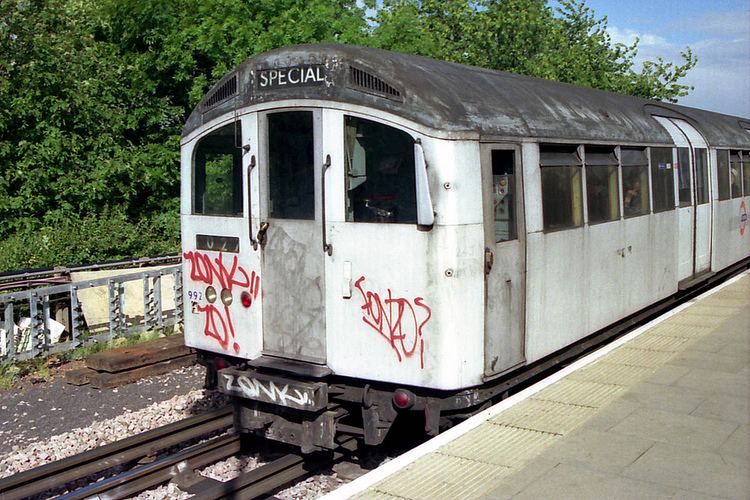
[0,405,233,500]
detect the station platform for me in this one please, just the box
[327,271,750,500]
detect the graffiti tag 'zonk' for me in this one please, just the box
[222,373,313,408]
[354,276,432,369]
[183,250,260,353]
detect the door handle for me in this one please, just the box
[322,154,333,256]
[257,222,269,247]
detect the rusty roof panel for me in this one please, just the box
[183,44,750,148]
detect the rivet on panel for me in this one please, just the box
[443,182,452,190]
[444,269,454,277]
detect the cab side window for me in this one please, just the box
[344,116,416,223]
[193,122,243,215]
[717,150,730,200]
[730,151,743,198]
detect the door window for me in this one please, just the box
[717,150,730,200]
[677,147,691,207]
[267,111,315,219]
[650,147,675,212]
[193,122,243,215]
[344,116,416,223]
[491,150,517,241]
[695,148,709,204]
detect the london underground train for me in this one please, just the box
[180,44,750,452]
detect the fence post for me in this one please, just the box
[42,294,51,352]
[3,302,14,357]
[108,279,117,340]
[173,267,183,328]
[70,285,83,344]
[154,274,163,329]
[143,276,152,331]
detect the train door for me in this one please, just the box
[257,109,327,363]
[653,117,712,279]
[481,144,526,377]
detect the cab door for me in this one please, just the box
[481,144,526,377]
[258,109,326,363]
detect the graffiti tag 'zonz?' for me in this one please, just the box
[354,276,432,369]
[183,250,259,354]
[222,373,313,408]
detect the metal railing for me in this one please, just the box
[0,265,183,363]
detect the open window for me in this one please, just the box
[193,122,243,215]
[585,146,620,224]
[344,116,417,224]
[621,147,650,217]
[540,144,583,231]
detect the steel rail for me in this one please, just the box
[192,436,358,500]
[58,433,242,500]
[0,405,232,500]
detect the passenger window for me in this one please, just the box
[540,145,583,231]
[193,122,243,215]
[695,148,709,204]
[267,111,315,219]
[743,151,750,196]
[650,147,675,212]
[491,150,516,241]
[717,150,730,200]
[344,116,416,223]
[730,151,742,198]
[621,147,650,217]
[676,147,691,207]
[584,146,620,224]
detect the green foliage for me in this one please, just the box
[0,0,696,273]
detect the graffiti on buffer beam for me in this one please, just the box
[354,276,432,369]
[183,250,260,353]
[222,373,314,408]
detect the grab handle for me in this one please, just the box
[247,155,258,250]
[322,154,333,256]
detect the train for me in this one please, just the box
[180,44,750,452]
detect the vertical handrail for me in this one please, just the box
[247,155,258,250]
[321,154,333,256]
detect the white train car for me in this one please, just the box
[180,44,750,452]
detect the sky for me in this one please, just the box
[561,0,750,117]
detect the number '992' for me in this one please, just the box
[187,290,203,301]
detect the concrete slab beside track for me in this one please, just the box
[327,271,750,500]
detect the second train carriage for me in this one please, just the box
[181,44,750,451]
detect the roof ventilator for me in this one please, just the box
[348,66,402,101]
[203,74,238,110]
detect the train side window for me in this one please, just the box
[267,111,315,219]
[491,150,516,241]
[677,147,691,207]
[717,150,730,200]
[650,147,675,212]
[695,148,709,204]
[344,115,416,224]
[193,122,243,216]
[621,147,650,217]
[730,151,742,198]
[743,151,750,196]
[540,144,583,231]
[584,146,620,224]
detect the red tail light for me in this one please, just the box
[393,389,414,409]
[241,291,253,308]
[213,358,227,370]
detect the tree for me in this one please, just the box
[368,0,697,102]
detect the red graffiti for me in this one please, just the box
[354,276,432,369]
[183,251,259,353]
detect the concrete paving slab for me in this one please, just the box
[691,393,750,425]
[566,362,653,386]
[541,427,655,475]
[627,334,689,352]
[604,347,676,368]
[580,398,640,433]
[619,381,705,415]
[622,442,750,499]
[639,364,691,386]
[508,462,676,500]
[478,456,559,500]
[489,398,596,435]
[532,379,625,408]
[674,367,750,398]
[667,350,748,374]
[608,407,737,451]
[718,424,749,462]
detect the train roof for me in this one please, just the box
[184,43,750,148]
